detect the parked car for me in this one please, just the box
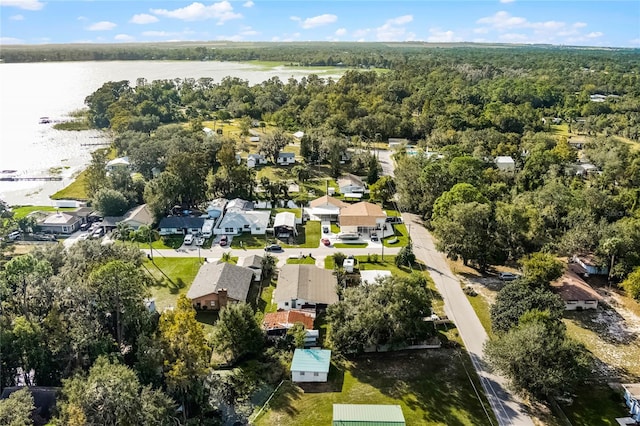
[79,223,90,231]
[321,238,331,246]
[219,235,228,246]
[322,226,329,234]
[264,244,282,252]
[8,231,21,241]
[32,233,56,241]
[92,228,104,238]
[385,216,403,224]
[195,237,205,246]
[78,233,90,240]
[183,234,194,245]
[370,232,379,242]
[498,272,520,281]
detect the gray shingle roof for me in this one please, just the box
[187,261,254,302]
[158,216,205,229]
[275,264,338,305]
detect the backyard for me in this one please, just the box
[253,349,497,426]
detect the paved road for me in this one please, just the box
[403,212,534,426]
[372,149,395,177]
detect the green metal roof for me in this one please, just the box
[290,349,331,373]
[333,404,406,426]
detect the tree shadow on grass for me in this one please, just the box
[565,307,639,345]
[263,381,302,418]
[298,362,345,394]
[347,349,496,426]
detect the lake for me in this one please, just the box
[0,61,343,206]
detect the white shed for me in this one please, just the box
[291,349,331,383]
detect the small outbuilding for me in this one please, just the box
[273,211,298,239]
[332,404,406,426]
[291,348,331,383]
[495,156,516,172]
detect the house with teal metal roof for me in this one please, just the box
[333,404,406,426]
[290,349,331,383]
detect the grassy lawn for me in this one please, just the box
[11,205,75,218]
[549,123,570,138]
[614,135,640,152]
[559,384,626,426]
[324,255,415,278]
[258,281,278,314]
[465,292,494,339]
[286,257,316,265]
[330,223,340,233]
[334,242,369,248]
[274,207,301,218]
[230,232,269,249]
[256,165,292,182]
[50,170,90,200]
[254,349,497,426]
[282,221,321,249]
[383,223,410,247]
[142,257,202,310]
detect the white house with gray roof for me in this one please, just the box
[274,264,338,311]
[215,210,270,235]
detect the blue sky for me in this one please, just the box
[1,0,639,47]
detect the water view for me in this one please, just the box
[0,60,343,205]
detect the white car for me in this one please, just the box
[78,233,90,240]
[184,234,194,245]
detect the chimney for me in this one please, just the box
[218,288,228,309]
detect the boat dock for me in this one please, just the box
[0,176,63,182]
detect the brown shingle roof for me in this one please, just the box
[262,310,315,331]
[274,264,338,305]
[551,265,601,303]
[309,195,349,209]
[339,201,386,227]
[187,261,254,302]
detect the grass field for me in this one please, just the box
[334,242,369,248]
[558,384,626,426]
[11,205,75,219]
[142,257,202,310]
[254,349,497,426]
[282,221,321,249]
[286,256,316,265]
[465,292,494,339]
[383,223,409,247]
[50,170,90,200]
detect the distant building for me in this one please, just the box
[495,156,516,172]
[38,212,81,234]
[277,152,296,165]
[105,156,130,173]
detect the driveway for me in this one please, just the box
[371,149,395,177]
[403,212,534,426]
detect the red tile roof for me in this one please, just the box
[262,310,315,331]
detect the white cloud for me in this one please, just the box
[387,15,413,26]
[376,15,414,41]
[130,13,158,24]
[573,22,587,28]
[242,1,254,7]
[290,16,300,22]
[87,21,117,31]
[0,36,24,44]
[586,31,603,38]
[151,1,241,24]
[299,14,337,29]
[0,0,44,11]
[500,0,515,3]
[142,30,176,37]
[427,28,461,43]
[477,11,526,30]
[114,34,135,41]
[335,28,347,36]
[9,13,23,20]
[77,16,87,21]
[630,38,640,46]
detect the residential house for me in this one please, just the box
[274,212,298,239]
[388,138,409,149]
[38,212,81,234]
[622,384,640,423]
[572,254,609,276]
[0,386,59,426]
[495,156,516,172]
[247,153,267,168]
[215,210,270,235]
[360,270,393,285]
[568,138,585,150]
[249,136,260,142]
[339,201,387,236]
[186,261,254,310]
[551,265,601,310]
[238,254,263,281]
[590,94,607,102]
[262,309,315,339]
[105,156,130,173]
[333,404,406,426]
[226,198,254,212]
[293,131,305,139]
[290,348,331,383]
[206,198,228,219]
[574,162,599,177]
[338,174,365,194]
[102,204,154,231]
[277,152,296,165]
[274,264,339,310]
[158,216,205,235]
[67,206,95,225]
[307,195,349,222]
